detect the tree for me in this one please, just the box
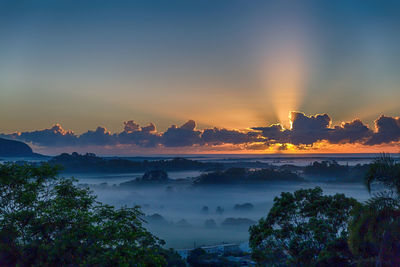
[187,248,207,266]
[159,249,187,267]
[249,187,360,266]
[348,153,400,266]
[0,163,182,266]
[186,248,238,267]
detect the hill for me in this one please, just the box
[193,167,304,185]
[0,137,39,157]
[49,152,222,173]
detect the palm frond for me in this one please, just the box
[365,191,400,212]
[365,153,400,193]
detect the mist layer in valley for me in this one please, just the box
[3,152,383,249]
[59,153,379,249]
[88,181,370,249]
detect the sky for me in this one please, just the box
[0,0,399,155]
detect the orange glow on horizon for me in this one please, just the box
[29,140,400,156]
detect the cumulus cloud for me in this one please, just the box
[1,124,78,146]
[161,120,202,147]
[365,115,400,145]
[180,120,196,131]
[251,112,334,145]
[123,120,141,133]
[141,123,156,133]
[252,112,331,145]
[251,123,285,141]
[328,119,372,144]
[117,121,160,147]
[288,112,331,145]
[253,111,385,146]
[201,128,257,145]
[1,112,400,150]
[79,127,115,146]
[291,112,331,131]
[118,132,160,148]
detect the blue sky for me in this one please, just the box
[0,1,399,154]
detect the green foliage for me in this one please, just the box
[348,205,400,266]
[49,152,221,173]
[187,248,207,266]
[365,153,400,194]
[348,153,400,266]
[304,160,349,177]
[0,163,182,266]
[186,248,239,267]
[159,249,187,267]
[304,161,369,183]
[249,187,360,266]
[120,170,170,186]
[314,238,354,266]
[193,167,303,185]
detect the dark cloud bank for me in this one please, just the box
[1,112,400,150]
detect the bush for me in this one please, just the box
[249,187,360,266]
[0,163,183,266]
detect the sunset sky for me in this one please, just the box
[1,0,399,155]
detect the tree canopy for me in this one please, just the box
[249,187,360,266]
[0,163,182,266]
[348,153,400,266]
[193,167,304,185]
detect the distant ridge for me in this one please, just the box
[0,137,42,157]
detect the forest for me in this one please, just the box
[0,154,399,266]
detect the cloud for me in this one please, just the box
[201,128,257,145]
[253,112,380,146]
[79,127,115,146]
[328,119,372,144]
[288,112,331,145]
[365,115,400,145]
[117,121,160,147]
[252,112,333,145]
[180,120,196,131]
[291,112,331,131]
[1,112,400,151]
[252,123,285,141]
[1,124,78,146]
[118,132,160,148]
[141,123,156,133]
[253,112,331,145]
[123,120,141,133]
[161,120,202,147]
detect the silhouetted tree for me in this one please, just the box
[348,153,400,266]
[249,187,360,266]
[0,163,184,266]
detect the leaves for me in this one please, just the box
[249,187,360,266]
[365,153,400,194]
[0,163,172,266]
[349,153,400,265]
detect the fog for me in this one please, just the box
[75,171,372,249]
[74,170,203,185]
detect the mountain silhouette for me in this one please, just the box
[0,137,42,157]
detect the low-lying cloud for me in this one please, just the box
[1,112,399,151]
